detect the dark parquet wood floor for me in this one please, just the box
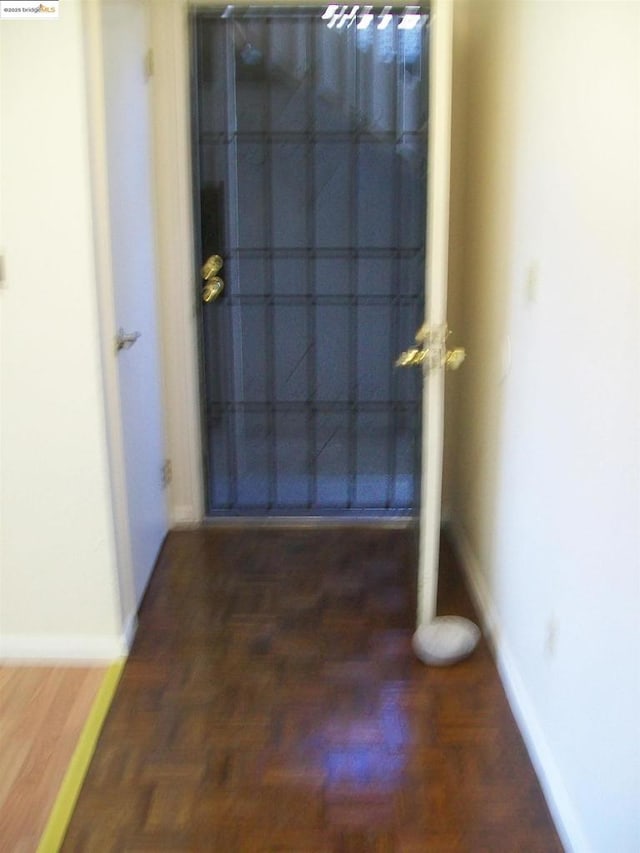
[62,526,563,852]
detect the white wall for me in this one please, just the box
[0,3,128,658]
[446,2,640,851]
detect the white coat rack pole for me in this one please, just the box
[412,0,480,666]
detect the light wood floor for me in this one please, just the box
[0,666,106,852]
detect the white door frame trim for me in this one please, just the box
[150,0,204,524]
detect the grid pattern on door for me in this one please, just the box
[193,8,428,516]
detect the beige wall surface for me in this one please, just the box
[446,1,639,851]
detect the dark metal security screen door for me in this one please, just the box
[192,6,428,517]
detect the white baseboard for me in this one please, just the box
[171,504,201,526]
[0,610,138,664]
[446,519,590,853]
[445,518,500,649]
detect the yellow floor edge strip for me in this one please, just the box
[36,660,126,853]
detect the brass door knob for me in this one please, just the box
[202,276,224,303]
[201,254,223,280]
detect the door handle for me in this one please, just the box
[202,276,224,303]
[201,255,225,302]
[115,328,141,352]
[201,254,223,280]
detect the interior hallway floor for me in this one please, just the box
[62,526,562,851]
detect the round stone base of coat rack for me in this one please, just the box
[412,616,481,666]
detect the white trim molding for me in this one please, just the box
[149,0,204,525]
[0,613,137,664]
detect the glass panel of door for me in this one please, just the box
[192,6,428,516]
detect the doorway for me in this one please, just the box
[191,6,429,517]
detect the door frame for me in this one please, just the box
[150,0,453,539]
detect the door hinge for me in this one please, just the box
[161,459,172,489]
